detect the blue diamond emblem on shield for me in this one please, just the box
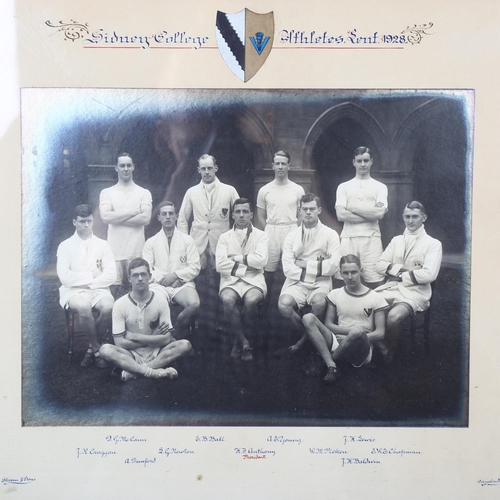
[216,9,274,82]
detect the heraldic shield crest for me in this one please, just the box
[216,9,274,82]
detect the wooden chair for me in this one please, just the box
[64,308,100,364]
[407,282,435,355]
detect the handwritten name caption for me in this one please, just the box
[309,448,348,455]
[341,458,381,467]
[267,435,301,445]
[195,435,225,442]
[343,435,376,445]
[158,447,195,457]
[370,448,421,457]
[124,457,156,467]
[76,448,117,459]
[105,435,147,445]
[234,447,276,460]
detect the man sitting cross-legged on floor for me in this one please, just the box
[302,254,389,384]
[216,198,269,362]
[99,258,193,381]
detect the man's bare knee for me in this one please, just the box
[99,343,115,360]
[278,297,295,317]
[302,312,317,328]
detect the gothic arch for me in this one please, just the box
[302,102,387,171]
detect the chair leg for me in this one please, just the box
[66,309,75,365]
[423,308,431,355]
[410,314,416,349]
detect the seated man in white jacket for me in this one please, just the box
[56,204,116,368]
[216,198,269,362]
[278,193,341,353]
[143,202,201,339]
[374,201,442,361]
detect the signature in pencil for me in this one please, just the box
[478,478,500,487]
[2,476,36,485]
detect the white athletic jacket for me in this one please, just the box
[142,227,201,284]
[216,224,269,293]
[56,232,116,307]
[375,227,442,310]
[282,221,341,288]
[177,177,239,254]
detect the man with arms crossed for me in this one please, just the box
[100,153,152,296]
[99,258,193,381]
[374,201,442,361]
[302,254,389,384]
[335,147,388,288]
[143,201,201,339]
[57,204,116,368]
[216,199,269,361]
[278,193,341,353]
[256,150,304,301]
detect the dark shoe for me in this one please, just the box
[80,350,94,367]
[94,355,109,369]
[323,365,339,385]
[241,346,253,362]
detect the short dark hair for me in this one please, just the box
[340,254,362,269]
[128,258,151,276]
[233,198,253,212]
[158,201,176,212]
[198,154,217,165]
[300,193,322,209]
[117,152,133,163]
[273,150,291,162]
[353,146,373,159]
[405,201,426,215]
[73,204,93,219]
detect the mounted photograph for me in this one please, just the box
[21,88,472,427]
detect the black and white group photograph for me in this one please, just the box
[21,88,472,427]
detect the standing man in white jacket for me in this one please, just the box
[177,154,239,329]
[216,199,269,361]
[374,201,442,361]
[177,154,239,270]
[56,204,116,368]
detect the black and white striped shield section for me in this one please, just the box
[216,9,274,83]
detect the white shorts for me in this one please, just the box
[377,289,422,314]
[337,236,384,283]
[64,288,113,309]
[330,332,340,353]
[280,281,331,309]
[220,280,265,300]
[199,245,216,270]
[351,343,373,368]
[264,224,297,272]
[115,259,135,286]
[330,333,372,368]
[150,282,196,304]
[130,346,161,365]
